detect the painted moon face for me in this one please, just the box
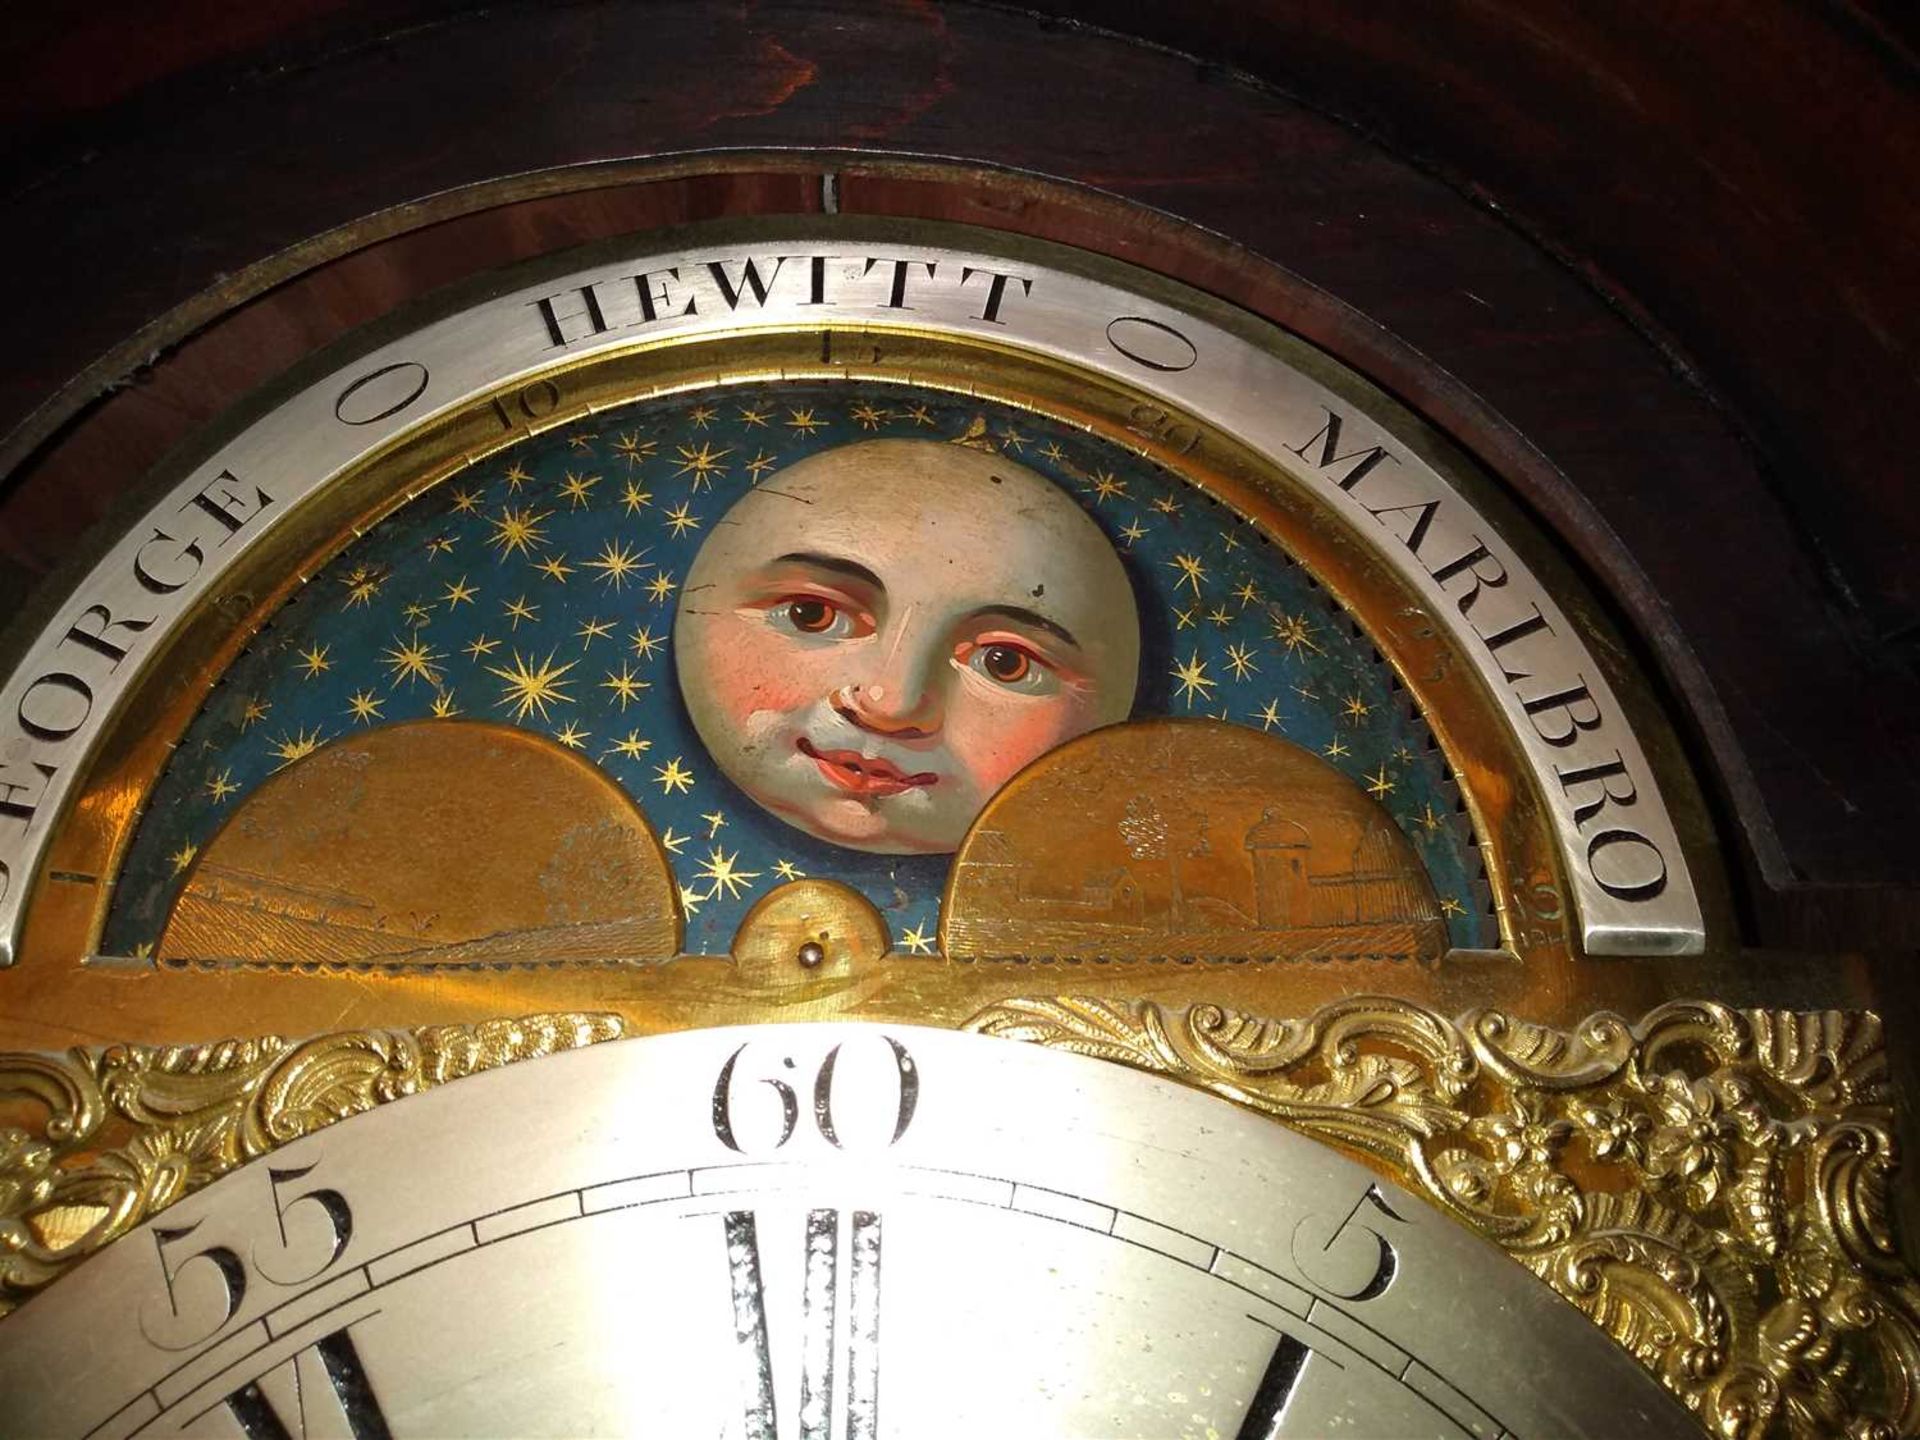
[673,438,1141,854]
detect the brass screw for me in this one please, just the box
[797,941,826,970]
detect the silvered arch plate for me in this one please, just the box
[0,1026,1695,1439]
[0,227,1701,960]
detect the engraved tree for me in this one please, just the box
[1119,795,1180,927]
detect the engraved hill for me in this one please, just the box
[159,720,679,966]
[944,720,1447,964]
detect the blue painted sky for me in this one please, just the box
[104,381,1493,957]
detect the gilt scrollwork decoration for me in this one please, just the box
[966,995,1920,1440]
[0,1012,623,1316]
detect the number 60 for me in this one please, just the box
[711,1036,918,1154]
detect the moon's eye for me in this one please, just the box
[764,593,869,641]
[787,598,836,633]
[981,645,1032,684]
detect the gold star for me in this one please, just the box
[703,810,728,837]
[653,757,695,795]
[576,616,615,647]
[346,689,384,724]
[1225,643,1260,680]
[430,690,460,718]
[904,403,935,426]
[534,553,575,583]
[660,826,689,855]
[1233,580,1261,607]
[601,661,650,711]
[342,565,383,608]
[487,505,550,559]
[1365,766,1395,798]
[450,486,483,514]
[488,649,578,722]
[565,430,597,453]
[586,538,648,590]
[737,405,772,428]
[1222,529,1244,552]
[1341,694,1373,725]
[1040,441,1068,463]
[1324,736,1351,759]
[1272,613,1323,656]
[502,462,534,492]
[1207,606,1233,627]
[441,575,478,609]
[1151,494,1182,517]
[1292,681,1320,702]
[168,842,198,875]
[686,404,718,429]
[1171,651,1216,707]
[613,432,656,466]
[1174,605,1198,631]
[464,633,501,661]
[998,424,1028,453]
[424,535,456,559]
[664,502,701,537]
[271,726,325,769]
[203,769,239,803]
[1440,896,1468,918]
[1418,803,1446,834]
[678,882,707,915]
[296,643,332,680]
[786,407,825,435]
[772,858,803,881]
[381,635,444,689]
[646,571,678,604]
[619,478,653,514]
[554,722,590,751]
[558,471,599,508]
[673,441,731,490]
[851,402,890,430]
[900,922,936,955]
[630,625,667,661]
[604,729,652,762]
[1257,699,1284,731]
[1119,518,1147,548]
[697,845,760,900]
[1169,553,1207,596]
[240,697,270,730]
[1089,471,1128,504]
[502,595,539,629]
[744,450,779,482]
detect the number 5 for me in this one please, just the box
[140,1220,247,1350]
[1292,1183,1406,1302]
[254,1162,354,1285]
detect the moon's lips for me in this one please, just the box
[798,736,939,796]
